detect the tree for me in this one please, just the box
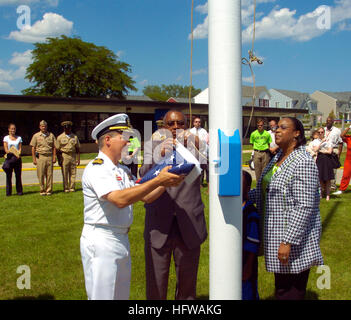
[143,84,202,101]
[22,36,136,98]
[328,109,336,120]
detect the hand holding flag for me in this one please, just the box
[137,143,201,185]
[155,166,185,187]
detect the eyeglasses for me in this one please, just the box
[318,131,324,134]
[166,120,185,126]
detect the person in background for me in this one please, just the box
[56,121,80,192]
[314,127,334,201]
[242,170,260,300]
[152,119,166,141]
[2,123,23,196]
[30,120,56,196]
[249,117,323,300]
[306,129,320,161]
[140,109,207,300]
[250,119,272,181]
[126,132,141,179]
[333,124,351,195]
[190,117,209,187]
[268,119,279,159]
[324,117,343,191]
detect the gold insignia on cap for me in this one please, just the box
[92,158,104,165]
[108,126,130,131]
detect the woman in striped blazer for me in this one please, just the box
[249,117,324,300]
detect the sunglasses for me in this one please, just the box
[318,131,324,134]
[166,120,185,126]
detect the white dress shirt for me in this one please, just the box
[324,126,342,148]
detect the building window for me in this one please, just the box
[259,99,269,107]
[275,102,280,108]
[286,101,290,108]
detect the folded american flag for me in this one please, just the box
[137,142,201,184]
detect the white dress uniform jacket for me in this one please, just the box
[80,151,135,300]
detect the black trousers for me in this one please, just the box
[274,269,310,300]
[200,163,209,185]
[4,158,23,196]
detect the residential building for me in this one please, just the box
[0,93,307,155]
[194,86,270,107]
[311,90,351,122]
[269,89,317,110]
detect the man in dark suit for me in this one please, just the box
[139,110,208,300]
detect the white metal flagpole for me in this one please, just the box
[208,0,242,299]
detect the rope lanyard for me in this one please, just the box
[242,0,263,139]
[188,0,194,128]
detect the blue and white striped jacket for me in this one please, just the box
[249,146,324,273]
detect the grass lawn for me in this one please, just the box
[0,179,350,300]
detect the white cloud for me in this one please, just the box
[0,68,14,81]
[139,79,148,86]
[0,81,14,93]
[8,50,33,79]
[9,49,32,67]
[0,0,58,6]
[8,12,73,43]
[0,50,33,93]
[192,68,207,75]
[242,76,253,84]
[116,50,125,58]
[192,0,276,39]
[195,2,208,14]
[190,15,208,39]
[192,0,351,43]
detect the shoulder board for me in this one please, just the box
[92,158,104,165]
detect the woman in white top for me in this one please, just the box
[306,129,320,161]
[2,123,23,196]
[314,127,334,201]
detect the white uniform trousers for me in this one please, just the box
[80,224,131,300]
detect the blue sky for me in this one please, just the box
[0,0,351,96]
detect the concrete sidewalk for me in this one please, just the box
[0,160,91,187]
[19,159,91,170]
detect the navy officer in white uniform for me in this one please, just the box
[80,113,184,300]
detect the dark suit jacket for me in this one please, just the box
[140,138,208,250]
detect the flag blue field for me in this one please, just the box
[137,148,196,184]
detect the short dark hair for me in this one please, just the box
[283,117,307,148]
